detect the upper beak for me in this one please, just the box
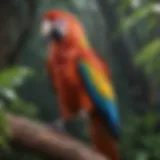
[41,22,64,42]
[50,29,64,42]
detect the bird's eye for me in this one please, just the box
[55,19,66,26]
[54,19,67,35]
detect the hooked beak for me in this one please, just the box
[50,28,64,42]
[41,20,64,43]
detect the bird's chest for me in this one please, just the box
[53,52,79,87]
[54,59,80,107]
[49,47,81,103]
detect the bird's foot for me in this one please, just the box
[48,119,67,134]
[79,109,88,120]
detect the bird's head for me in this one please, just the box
[41,9,90,47]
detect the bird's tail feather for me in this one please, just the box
[89,115,120,160]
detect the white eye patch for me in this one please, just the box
[41,20,52,37]
[41,19,67,37]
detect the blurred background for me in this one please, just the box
[0,0,160,160]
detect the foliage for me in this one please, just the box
[0,66,38,118]
[0,66,40,159]
[136,39,160,78]
[118,1,160,160]
[120,3,154,32]
[0,0,159,160]
[119,1,160,79]
[121,112,160,160]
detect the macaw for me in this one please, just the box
[41,9,120,160]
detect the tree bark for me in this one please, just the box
[0,0,37,68]
[7,114,107,160]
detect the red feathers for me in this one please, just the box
[43,10,119,160]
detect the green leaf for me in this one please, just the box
[0,110,11,150]
[0,66,34,88]
[0,88,18,101]
[0,136,9,149]
[9,99,38,118]
[120,4,153,31]
[136,38,160,65]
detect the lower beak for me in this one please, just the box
[50,29,63,42]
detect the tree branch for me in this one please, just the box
[7,114,107,160]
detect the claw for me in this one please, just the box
[48,119,67,133]
[79,109,88,120]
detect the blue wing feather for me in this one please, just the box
[78,60,120,139]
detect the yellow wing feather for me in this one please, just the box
[87,63,115,100]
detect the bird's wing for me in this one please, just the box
[78,57,120,139]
